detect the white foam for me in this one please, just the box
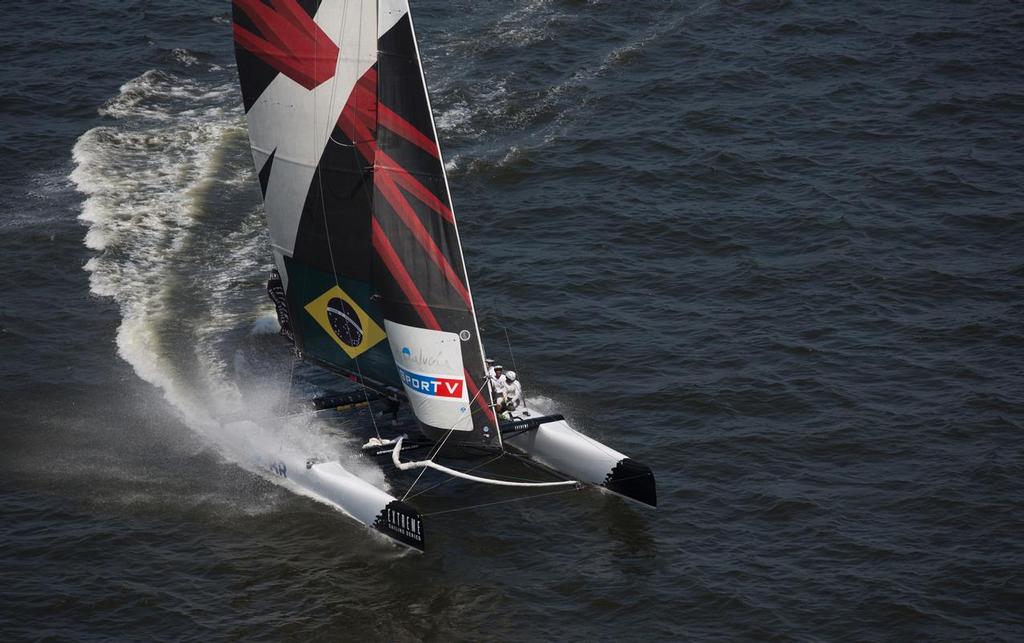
[98,69,234,121]
[435,104,472,133]
[73,67,389,513]
[492,0,558,46]
[172,48,200,67]
[251,315,281,336]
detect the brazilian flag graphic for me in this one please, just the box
[304,285,387,359]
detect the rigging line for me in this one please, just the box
[502,325,524,403]
[313,37,342,292]
[325,1,349,128]
[425,377,489,462]
[400,377,490,501]
[405,464,569,499]
[329,135,355,147]
[347,0,376,210]
[354,356,382,441]
[503,326,519,376]
[421,485,583,518]
[403,452,507,501]
[392,447,579,488]
[313,5,386,444]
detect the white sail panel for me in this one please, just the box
[379,0,408,35]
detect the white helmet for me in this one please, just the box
[505,371,516,382]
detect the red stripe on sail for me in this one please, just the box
[376,151,454,223]
[371,218,441,331]
[375,170,471,308]
[233,0,338,90]
[378,104,440,159]
[347,69,378,137]
[338,104,376,159]
[347,82,453,222]
[340,70,453,221]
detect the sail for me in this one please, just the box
[234,0,496,446]
[232,0,399,390]
[370,1,497,444]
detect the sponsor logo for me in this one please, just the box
[373,502,424,548]
[386,506,422,543]
[398,345,454,371]
[304,285,386,358]
[397,365,464,398]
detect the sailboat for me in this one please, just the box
[232,0,655,551]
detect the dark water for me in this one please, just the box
[2,0,1023,639]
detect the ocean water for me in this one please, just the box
[2,0,1023,640]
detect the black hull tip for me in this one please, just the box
[372,500,425,552]
[603,458,657,507]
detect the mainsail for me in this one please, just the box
[233,0,497,447]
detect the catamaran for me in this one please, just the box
[232,0,655,551]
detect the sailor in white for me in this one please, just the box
[490,364,506,397]
[503,370,523,412]
[488,364,510,417]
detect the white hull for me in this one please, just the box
[261,451,425,551]
[502,407,657,508]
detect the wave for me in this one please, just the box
[98,69,235,121]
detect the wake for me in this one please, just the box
[71,66,388,510]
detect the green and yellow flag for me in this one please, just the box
[304,285,386,359]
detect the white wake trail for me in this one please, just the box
[72,68,388,502]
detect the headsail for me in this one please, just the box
[371,1,497,445]
[233,0,497,447]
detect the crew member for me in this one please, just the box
[490,365,509,417]
[503,370,523,412]
[490,364,505,393]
